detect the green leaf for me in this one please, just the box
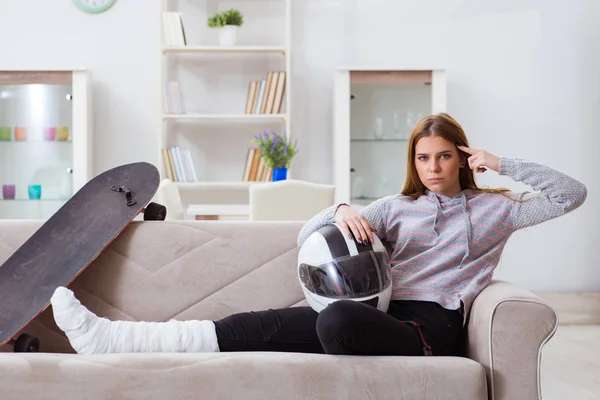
[207,8,243,28]
[250,132,298,169]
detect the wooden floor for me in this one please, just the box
[541,325,600,399]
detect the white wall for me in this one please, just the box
[0,0,159,172]
[291,0,599,293]
[0,0,597,292]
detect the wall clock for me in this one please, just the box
[73,0,116,14]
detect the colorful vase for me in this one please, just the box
[28,184,42,200]
[56,126,69,141]
[44,127,56,141]
[0,127,11,141]
[272,167,288,182]
[2,184,15,200]
[14,127,27,141]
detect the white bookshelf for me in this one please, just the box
[176,181,267,188]
[162,46,286,54]
[162,113,286,121]
[159,0,292,189]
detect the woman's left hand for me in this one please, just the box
[457,145,501,173]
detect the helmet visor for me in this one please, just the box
[299,251,391,299]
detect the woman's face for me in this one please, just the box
[414,135,463,198]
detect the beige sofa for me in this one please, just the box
[0,220,558,400]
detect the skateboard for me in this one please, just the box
[0,162,166,352]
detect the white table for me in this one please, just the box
[186,204,249,220]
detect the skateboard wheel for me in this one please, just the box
[13,333,40,353]
[143,202,167,221]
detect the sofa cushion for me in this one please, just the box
[0,221,307,354]
[0,352,487,400]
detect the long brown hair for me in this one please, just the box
[401,113,512,199]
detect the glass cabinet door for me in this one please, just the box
[334,69,447,206]
[0,72,74,219]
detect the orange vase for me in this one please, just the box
[14,127,27,141]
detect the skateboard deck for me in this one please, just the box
[0,162,164,351]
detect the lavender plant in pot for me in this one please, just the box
[251,131,298,181]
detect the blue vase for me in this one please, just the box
[272,167,288,181]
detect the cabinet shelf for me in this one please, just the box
[162,46,286,55]
[0,140,72,144]
[162,113,286,121]
[0,199,69,203]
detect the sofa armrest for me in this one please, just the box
[466,280,558,400]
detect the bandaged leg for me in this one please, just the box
[50,286,219,355]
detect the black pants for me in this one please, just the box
[214,300,463,356]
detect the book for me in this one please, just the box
[183,149,198,181]
[163,146,197,182]
[272,71,286,114]
[242,148,255,181]
[250,81,260,113]
[244,82,257,114]
[260,72,274,114]
[265,71,278,114]
[161,148,175,181]
[162,12,186,46]
[248,149,261,181]
[163,80,185,114]
[254,79,266,114]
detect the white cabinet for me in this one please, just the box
[333,68,447,206]
[0,70,93,219]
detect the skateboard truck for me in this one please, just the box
[110,185,166,220]
[111,185,137,206]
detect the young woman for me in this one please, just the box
[50,113,587,356]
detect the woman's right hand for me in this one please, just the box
[334,205,375,244]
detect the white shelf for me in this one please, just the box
[0,199,69,203]
[175,181,269,188]
[162,46,286,54]
[162,113,286,121]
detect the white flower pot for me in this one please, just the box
[219,25,238,46]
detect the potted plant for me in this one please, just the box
[251,131,298,181]
[207,8,244,46]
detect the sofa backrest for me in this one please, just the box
[0,220,306,353]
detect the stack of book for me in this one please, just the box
[242,148,273,182]
[161,146,198,182]
[163,80,186,114]
[245,71,286,114]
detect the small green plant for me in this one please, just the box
[207,8,244,28]
[251,131,298,169]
